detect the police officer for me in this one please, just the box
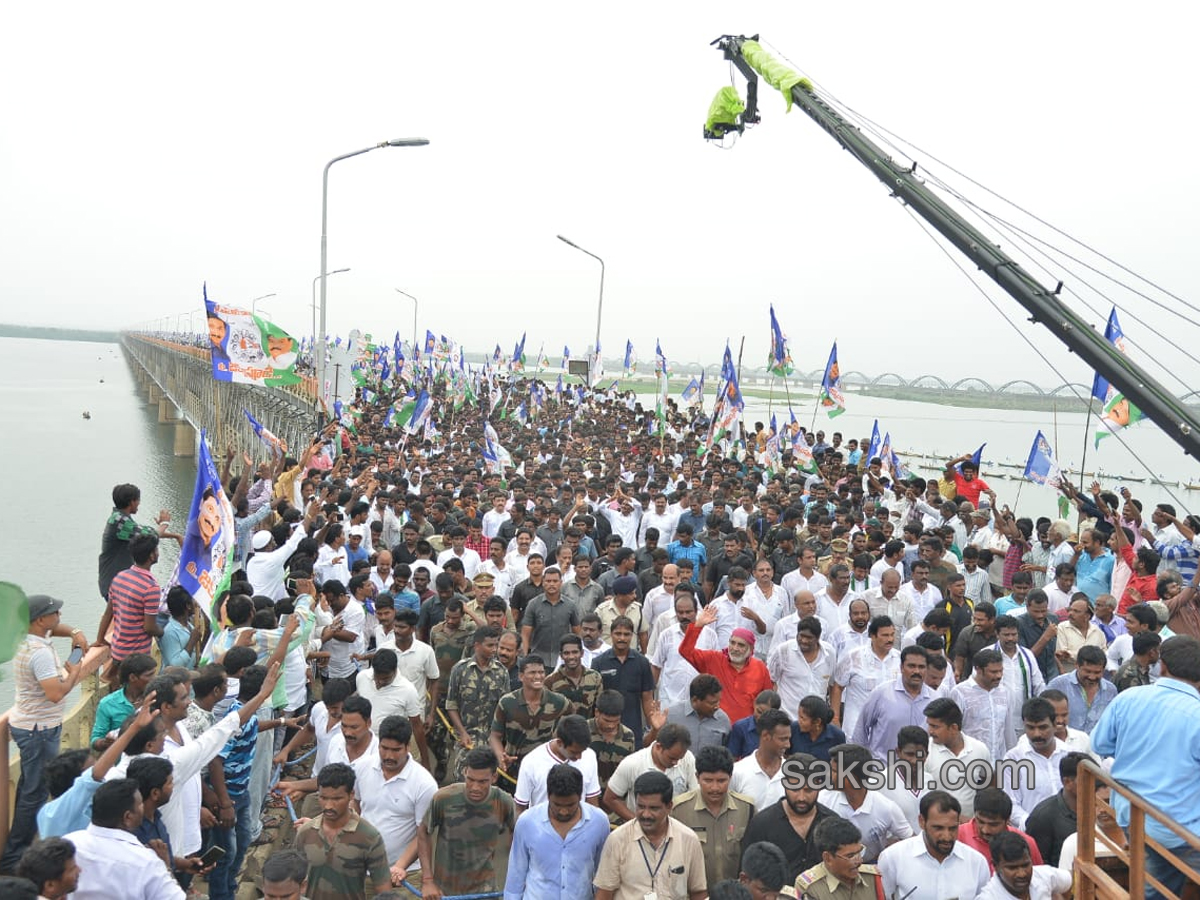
[796,817,884,900]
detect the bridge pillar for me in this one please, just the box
[148,383,162,404]
[157,398,178,424]
[173,420,196,457]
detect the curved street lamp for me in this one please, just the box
[317,138,430,410]
[557,234,604,386]
[394,289,418,354]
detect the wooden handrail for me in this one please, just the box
[1078,759,1200,899]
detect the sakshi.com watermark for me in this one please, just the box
[781,752,1038,793]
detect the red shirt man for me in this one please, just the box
[678,604,773,722]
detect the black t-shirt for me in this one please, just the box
[1025,791,1077,866]
[741,799,838,883]
[591,649,655,749]
[509,577,545,626]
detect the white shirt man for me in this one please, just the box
[355,668,424,731]
[706,592,742,647]
[480,557,515,602]
[780,566,828,602]
[877,831,991,900]
[639,504,680,547]
[977,864,1073,900]
[598,498,642,550]
[354,751,438,869]
[952,675,1016,761]
[391,639,441,713]
[767,635,836,719]
[315,542,352,587]
[738,581,786,660]
[605,743,697,811]
[325,597,366,679]
[482,504,511,540]
[769,608,835,658]
[816,589,853,630]
[1002,735,1070,830]
[437,545,483,580]
[899,579,942,621]
[818,789,913,863]
[925,733,992,820]
[829,622,871,660]
[649,618,719,712]
[833,646,900,737]
[247,525,307,600]
[514,739,602,808]
[65,822,186,900]
[861,579,918,632]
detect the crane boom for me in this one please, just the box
[711,35,1200,461]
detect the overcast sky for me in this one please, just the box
[3,2,1196,385]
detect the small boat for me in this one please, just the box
[82,411,91,420]
[1186,484,1200,491]
[99,378,105,383]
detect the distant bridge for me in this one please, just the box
[122,334,320,457]
[726,365,1095,399]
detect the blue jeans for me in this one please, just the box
[1145,841,1200,900]
[208,790,251,900]
[1,723,61,870]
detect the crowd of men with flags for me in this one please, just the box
[8,293,1198,900]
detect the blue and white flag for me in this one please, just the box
[623,340,636,375]
[406,390,431,435]
[243,410,287,458]
[1023,430,1063,488]
[175,431,235,623]
[681,377,701,406]
[866,420,882,463]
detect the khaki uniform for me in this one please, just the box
[795,862,884,900]
[670,788,755,886]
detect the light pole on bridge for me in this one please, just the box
[557,234,605,387]
[312,268,351,348]
[317,138,429,413]
[394,289,418,355]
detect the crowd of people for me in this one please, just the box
[4,376,1200,900]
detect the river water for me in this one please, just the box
[3,336,1197,709]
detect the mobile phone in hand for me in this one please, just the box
[67,646,84,665]
[198,845,226,867]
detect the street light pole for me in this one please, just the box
[556,234,605,386]
[318,138,429,412]
[394,289,418,354]
[312,268,351,347]
[251,293,277,315]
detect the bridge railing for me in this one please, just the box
[130,334,320,404]
[122,333,322,457]
[1077,759,1200,899]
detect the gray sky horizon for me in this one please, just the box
[3,2,1196,387]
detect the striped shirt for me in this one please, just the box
[217,699,259,796]
[108,565,160,660]
[11,634,66,730]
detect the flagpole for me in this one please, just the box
[1013,476,1026,513]
[1078,396,1096,492]
[767,375,775,422]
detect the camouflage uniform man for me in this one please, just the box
[428,598,475,775]
[796,817,884,900]
[588,689,637,812]
[292,762,391,900]
[489,654,573,782]
[444,626,509,782]
[543,633,604,718]
[417,746,516,900]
